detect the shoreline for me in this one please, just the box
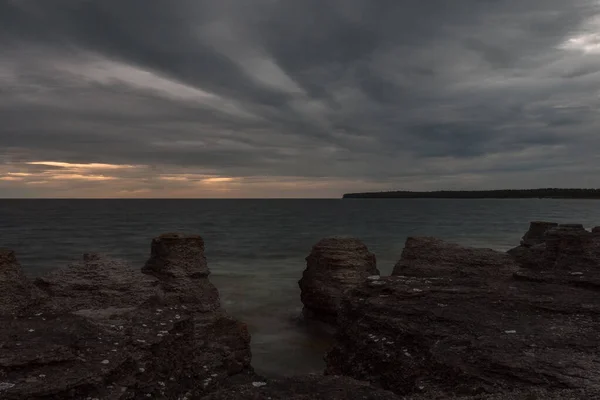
[1,222,600,398]
[342,188,600,199]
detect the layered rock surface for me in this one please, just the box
[0,234,253,399]
[509,223,600,289]
[142,233,220,311]
[393,237,518,280]
[519,221,559,247]
[326,233,600,399]
[299,237,379,322]
[0,249,39,316]
[200,375,400,400]
[33,252,157,313]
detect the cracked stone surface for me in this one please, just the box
[326,233,600,398]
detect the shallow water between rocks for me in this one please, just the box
[1,198,599,376]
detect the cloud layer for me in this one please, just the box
[1,0,600,197]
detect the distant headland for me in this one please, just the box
[342,188,600,199]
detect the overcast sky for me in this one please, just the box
[1,0,600,198]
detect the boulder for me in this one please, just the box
[393,237,517,281]
[0,234,254,399]
[519,221,558,247]
[142,233,220,311]
[200,375,400,400]
[0,249,38,316]
[593,227,600,234]
[325,274,600,398]
[299,237,379,322]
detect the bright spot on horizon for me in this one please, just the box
[202,177,234,183]
[47,174,117,181]
[26,161,138,170]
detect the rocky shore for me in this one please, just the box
[0,234,254,399]
[2,222,600,399]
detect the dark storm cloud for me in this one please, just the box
[1,0,600,196]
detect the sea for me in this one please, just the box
[1,198,599,376]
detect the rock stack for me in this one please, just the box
[0,249,37,316]
[507,221,563,269]
[142,233,220,311]
[299,237,379,323]
[0,234,253,399]
[519,221,558,247]
[510,223,600,267]
[510,224,600,289]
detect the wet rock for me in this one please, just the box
[299,237,379,322]
[200,375,400,400]
[0,249,38,316]
[0,234,253,399]
[142,233,220,311]
[393,237,517,282]
[519,221,558,247]
[325,273,600,398]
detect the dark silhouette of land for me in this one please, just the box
[342,188,600,199]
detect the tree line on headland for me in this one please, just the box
[342,188,600,199]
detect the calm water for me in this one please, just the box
[1,199,599,375]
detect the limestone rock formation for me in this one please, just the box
[299,237,379,322]
[519,221,558,247]
[0,249,38,316]
[34,253,157,313]
[142,233,220,311]
[325,236,600,398]
[200,375,400,400]
[393,237,517,280]
[509,222,600,289]
[0,235,253,399]
[326,277,600,398]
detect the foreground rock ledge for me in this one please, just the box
[299,237,379,322]
[0,234,253,399]
[200,375,399,400]
[326,233,600,399]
